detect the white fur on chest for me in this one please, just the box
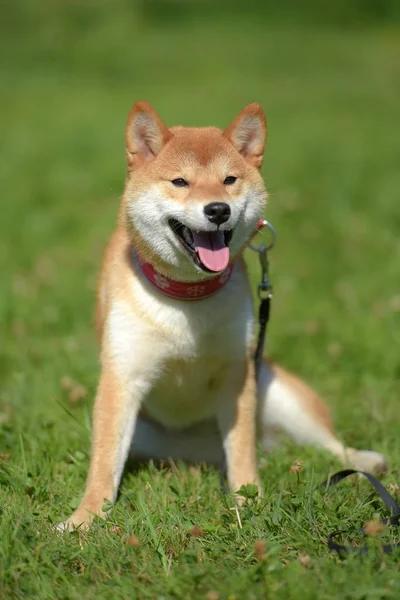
[107,263,254,427]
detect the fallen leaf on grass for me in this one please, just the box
[290,459,304,474]
[297,552,312,567]
[254,539,267,562]
[126,535,141,547]
[364,517,385,537]
[387,482,399,495]
[110,526,122,535]
[189,526,204,538]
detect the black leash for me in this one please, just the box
[249,220,276,380]
[249,223,399,557]
[254,296,271,380]
[322,469,400,556]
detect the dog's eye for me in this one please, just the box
[224,176,237,185]
[171,178,189,187]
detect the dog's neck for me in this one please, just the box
[136,252,235,301]
[132,220,266,300]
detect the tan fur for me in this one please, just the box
[59,102,386,531]
[221,358,260,494]
[268,361,333,432]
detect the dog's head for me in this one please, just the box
[123,101,268,281]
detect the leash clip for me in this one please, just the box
[248,220,276,300]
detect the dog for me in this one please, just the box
[59,101,386,530]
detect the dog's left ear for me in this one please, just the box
[224,103,267,169]
[125,101,173,169]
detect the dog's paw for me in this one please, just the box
[347,448,388,476]
[56,508,95,533]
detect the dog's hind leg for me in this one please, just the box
[257,360,387,475]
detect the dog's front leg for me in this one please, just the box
[217,358,260,499]
[59,313,163,531]
[59,365,144,531]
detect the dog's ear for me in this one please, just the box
[224,103,267,169]
[126,101,173,168]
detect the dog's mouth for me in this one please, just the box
[169,219,233,273]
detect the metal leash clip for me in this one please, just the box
[248,220,276,299]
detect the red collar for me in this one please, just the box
[135,220,266,301]
[137,254,235,301]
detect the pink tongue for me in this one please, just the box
[192,230,230,272]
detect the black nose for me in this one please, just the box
[204,202,231,226]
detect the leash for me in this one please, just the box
[321,469,400,556]
[249,220,276,380]
[248,225,399,557]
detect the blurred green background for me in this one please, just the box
[1,0,399,404]
[1,1,400,597]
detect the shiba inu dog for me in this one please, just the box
[59,101,386,530]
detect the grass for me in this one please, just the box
[1,2,400,598]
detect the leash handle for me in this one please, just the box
[322,469,400,556]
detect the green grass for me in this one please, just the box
[1,2,400,598]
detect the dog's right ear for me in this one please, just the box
[125,101,173,169]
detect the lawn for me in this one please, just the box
[1,2,400,598]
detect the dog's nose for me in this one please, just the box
[204,202,231,226]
